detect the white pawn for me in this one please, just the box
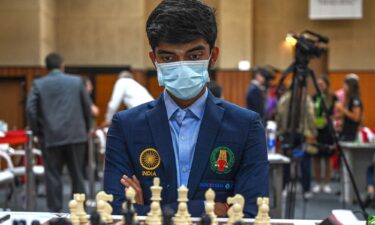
[226,194,244,225]
[173,185,192,225]
[254,197,271,225]
[68,198,80,225]
[205,188,217,225]
[96,191,114,223]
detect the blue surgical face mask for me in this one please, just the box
[155,59,210,100]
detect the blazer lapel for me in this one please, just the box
[187,93,225,198]
[146,94,178,201]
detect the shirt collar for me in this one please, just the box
[49,69,62,75]
[164,88,208,120]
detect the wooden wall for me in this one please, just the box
[1,67,375,129]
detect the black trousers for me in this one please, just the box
[43,142,86,212]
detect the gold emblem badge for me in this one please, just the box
[139,148,161,171]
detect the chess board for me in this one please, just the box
[42,217,295,225]
[109,216,296,225]
[0,212,320,225]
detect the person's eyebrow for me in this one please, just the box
[156,49,176,55]
[186,45,206,53]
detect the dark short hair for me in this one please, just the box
[146,0,217,51]
[45,53,64,71]
[207,80,222,98]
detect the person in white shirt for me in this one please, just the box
[103,71,154,126]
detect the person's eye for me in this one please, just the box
[160,56,175,62]
[189,53,203,60]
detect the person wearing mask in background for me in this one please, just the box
[104,0,268,217]
[337,74,363,141]
[26,53,91,212]
[102,70,154,126]
[312,76,338,194]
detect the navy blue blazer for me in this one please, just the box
[104,92,269,217]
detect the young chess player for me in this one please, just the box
[104,0,268,217]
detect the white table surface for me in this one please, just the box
[268,153,290,164]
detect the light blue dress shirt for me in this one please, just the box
[163,89,208,187]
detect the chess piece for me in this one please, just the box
[69,193,88,225]
[31,220,41,225]
[204,188,217,225]
[145,202,162,225]
[151,178,162,216]
[96,191,114,223]
[146,177,163,225]
[226,194,245,225]
[200,214,211,225]
[173,185,192,225]
[90,211,105,225]
[162,207,174,225]
[233,222,243,225]
[254,197,270,225]
[49,218,72,225]
[120,198,139,225]
[69,197,80,225]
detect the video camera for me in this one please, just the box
[292,30,329,64]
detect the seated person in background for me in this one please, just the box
[102,70,154,126]
[104,0,268,217]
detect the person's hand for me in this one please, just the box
[91,105,100,117]
[100,120,110,128]
[121,175,144,205]
[336,102,344,115]
[214,202,228,217]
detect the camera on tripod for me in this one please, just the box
[291,30,329,64]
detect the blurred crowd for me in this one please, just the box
[245,67,365,201]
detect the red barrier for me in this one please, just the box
[0,130,27,144]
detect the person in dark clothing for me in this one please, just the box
[312,76,338,194]
[26,53,92,212]
[246,68,266,118]
[364,163,375,207]
[337,74,363,141]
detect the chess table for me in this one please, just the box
[0,212,329,225]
